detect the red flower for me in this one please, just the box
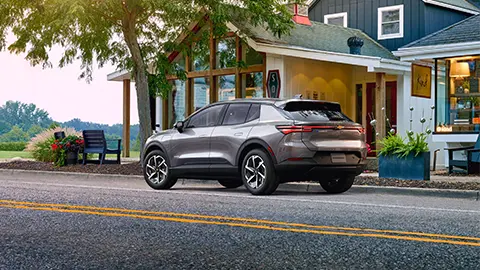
[51,144,58,151]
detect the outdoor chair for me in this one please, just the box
[82,130,121,165]
[445,131,480,174]
[54,131,65,140]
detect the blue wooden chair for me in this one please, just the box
[446,131,480,174]
[82,130,121,165]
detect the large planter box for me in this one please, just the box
[379,152,430,180]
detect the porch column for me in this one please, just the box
[155,97,162,131]
[122,79,131,158]
[375,73,387,143]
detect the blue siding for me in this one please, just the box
[309,0,473,51]
[424,5,469,35]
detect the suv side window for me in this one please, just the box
[222,104,251,125]
[246,104,260,122]
[187,105,225,128]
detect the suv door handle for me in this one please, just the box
[234,132,243,136]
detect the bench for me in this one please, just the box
[82,130,121,165]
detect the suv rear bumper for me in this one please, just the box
[275,159,366,182]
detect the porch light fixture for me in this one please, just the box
[450,62,470,78]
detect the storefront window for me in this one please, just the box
[169,80,186,128]
[218,75,236,101]
[217,38,236,69]
[436,57,480,133]
[244,45,263,65]
[243,72,264,98]
[172,53,185,71]
[192,27,210,71]
[194,77,210,111]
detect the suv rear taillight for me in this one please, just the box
[276,125,365,135]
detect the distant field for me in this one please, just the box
[0,151,32,159]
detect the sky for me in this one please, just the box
[0,34,139,125]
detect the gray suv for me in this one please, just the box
[142,99,367,195]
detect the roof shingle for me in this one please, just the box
[231,20,397,60]
[402,14,480,48]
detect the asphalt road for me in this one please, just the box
[0,173,479,270]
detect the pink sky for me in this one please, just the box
[0,35,139,125]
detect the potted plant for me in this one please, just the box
[51,135,84,166]
[371,106,435,180]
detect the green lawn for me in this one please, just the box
[0,150,140,160]
[0,151,32,159]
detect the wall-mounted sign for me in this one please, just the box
[411,64,432,99]
[267,70,281,98]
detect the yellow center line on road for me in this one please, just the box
[0,200,479,247]
[1,199,479,242]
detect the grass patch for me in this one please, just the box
[0,151,32,159]
[0,150,140,160]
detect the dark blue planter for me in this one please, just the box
[379,152,430,180]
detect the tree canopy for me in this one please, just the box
[0,0,300,151]
[0,101,52,131]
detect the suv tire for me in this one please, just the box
[143,150,177,190]
[241,149,279,195]
[218,179,243,189]
[320,175,355,194]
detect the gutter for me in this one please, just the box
[394,41,480,61]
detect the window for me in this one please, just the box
[246,104,261,122]
[378,5,404,40]
[324,12,348,27]
[217,37,236,69]
[222,104,251,125]
[281,101,352,122]
[169,80,186,128]
[194,77,210,111]
[188,105,225,128]
[218,75,236,101]
[243,72,264,98]
[435,57,480,134]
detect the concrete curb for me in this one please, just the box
[1,169,479,200]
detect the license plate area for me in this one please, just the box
[331,153,347,163]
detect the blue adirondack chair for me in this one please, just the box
[446,131,480,174]
[82,130,121,165]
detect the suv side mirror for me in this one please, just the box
[174,121,185,133]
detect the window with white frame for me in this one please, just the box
[324,12,348,27]
[378,5,404,40]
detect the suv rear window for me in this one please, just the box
[280,101,352,122]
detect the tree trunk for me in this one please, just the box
[122,15,151,158]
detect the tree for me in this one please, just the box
[0,126,30,142]
[0,120,11,135]
[27,125,44,137]
[0,101,52,130]
[0,0,297,153]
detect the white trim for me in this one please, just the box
[423,0,479,15]
[378,5,404,40]
[432,134,479,143]
[394,41,480,61]
[107,70,130,81]
[324,12,348,27]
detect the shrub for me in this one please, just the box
[51,135,84,167]
[0,142,27,151]
[26,127,81,162]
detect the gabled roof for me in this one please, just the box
[230,19,397,60]
[309,0,479,15]
[401,14,480,48]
